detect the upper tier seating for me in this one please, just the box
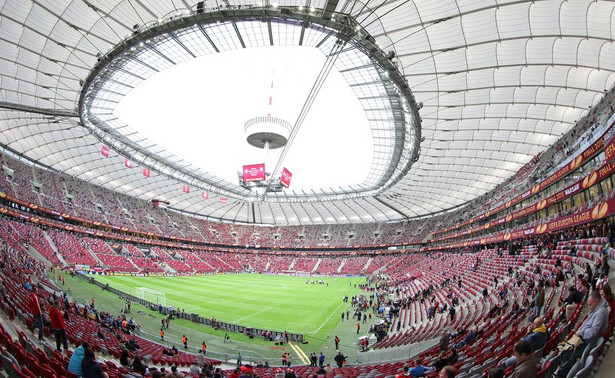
[47,229,99,267]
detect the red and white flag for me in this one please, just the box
[143,168,150,177]
[201,191,209,199]
[219,197,227,204]
[101,145,109,157]
[182,186,190,193]
[124,159,133,168]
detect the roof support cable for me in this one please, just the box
[268,34,349,190]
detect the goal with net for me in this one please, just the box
[134,287,166,306]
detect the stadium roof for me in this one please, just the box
[0,0,614,226]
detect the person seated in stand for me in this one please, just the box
[171,345,179,355]
[487,367,504,378]
[510,301,525,320]
[97,327,106,340]
[455,326,479,348]
[202,364,214,377]
[509,340,536,378]
[132,355,148,375]
[162,347,174,356]
[432,348,458,370]
[556,290,609,377]
[600,283,615,321]
[231,368,241,378]
[410,359,435,377]
[438,366,456,378]
[396,366,411,377]
[563,285,584,320]
[487,302,502,318]
[273,368,284,378]
[124,338,140,351]
[164,365,185,378]
[563,261,574,278]
[239,364,254,376]
[324,364,334,374]
[119,347,132,367]
[316,365,326,375]
[68,341,90,377]
[189,362,201,376]
[82,348,109,378]
[500,317,548,368]
[577,276,589,297]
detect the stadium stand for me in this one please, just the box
[2,10,615,377]
[291,257,318,273]
[181,250,217,273]
[130,257,166,274]
[1,222,614,378]
[47,229,99,267]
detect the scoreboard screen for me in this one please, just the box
[242,163,266,182]
[280,167,292,188]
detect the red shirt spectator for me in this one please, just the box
[49,304,65,330]
[29,292,42,316]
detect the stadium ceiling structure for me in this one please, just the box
[0,0,614,226]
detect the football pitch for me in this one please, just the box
[94,274,365,343]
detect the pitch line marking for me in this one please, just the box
[235,306,273,322]
[289,341,310,365]
[311,288,358,335]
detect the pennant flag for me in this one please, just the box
[101,145,109,157]
[124,159,133,168]
[201,191,209,199]
[143,168,150,177]
[219,197,227,204]
[182,185,190,193]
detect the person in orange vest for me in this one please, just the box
[182,334,188,349]
[201,341,207,354]
[335,335,340,350]
[356,322,361,334]
[160,328,164,340]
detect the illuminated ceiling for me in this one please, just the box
[0,0,613,225]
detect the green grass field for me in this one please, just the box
[95,274,362,335]
[72,273,367,363]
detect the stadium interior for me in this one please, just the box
[1,1,615,378]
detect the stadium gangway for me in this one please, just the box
[355,336,439,365]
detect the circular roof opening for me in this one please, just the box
[113,46,374,191]
[80,8,420,204]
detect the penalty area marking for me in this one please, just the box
[234,306,273,322]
